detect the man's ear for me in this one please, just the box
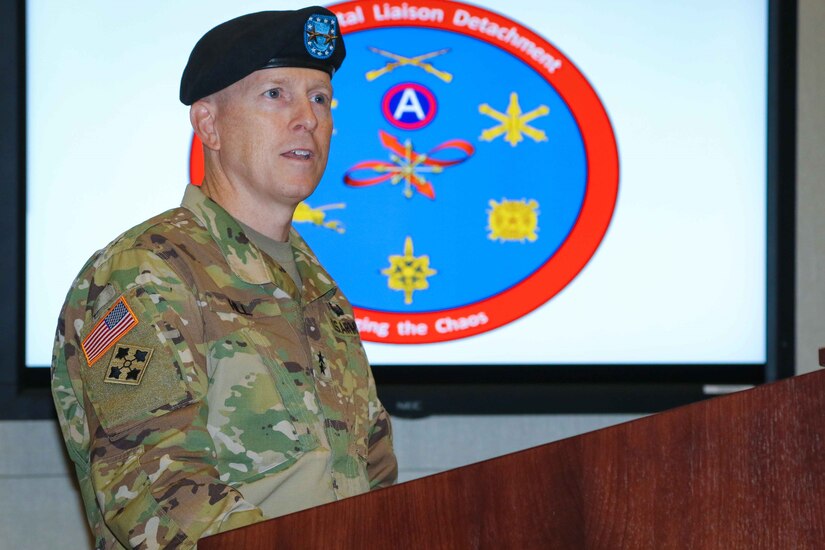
[190,100,220,151]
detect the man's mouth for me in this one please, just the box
[283,149,313,160]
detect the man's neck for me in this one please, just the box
[200,166,294,242]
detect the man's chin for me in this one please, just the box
[271,183,322,206]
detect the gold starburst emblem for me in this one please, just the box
[381,236,437,304]
[479,92,550,147]
[487,198,540,242]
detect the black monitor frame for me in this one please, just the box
[1,0,796,419]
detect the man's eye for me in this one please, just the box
[265,89,281,99]
[312,94,330,105]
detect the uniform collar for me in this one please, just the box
[181,185,336,302]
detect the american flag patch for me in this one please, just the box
[81,296,138,366]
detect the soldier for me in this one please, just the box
[50,7,397,549]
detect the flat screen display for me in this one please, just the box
[26,0,768,370]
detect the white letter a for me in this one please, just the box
[393,88,426,120]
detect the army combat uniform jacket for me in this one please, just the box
[51,185,397,549]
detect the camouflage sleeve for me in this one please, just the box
[52,248,263,549]
[366,390,398,488]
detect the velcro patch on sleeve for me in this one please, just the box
[80,291,192,434]
[82,296,138,366]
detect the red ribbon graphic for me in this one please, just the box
[344,130,474,199]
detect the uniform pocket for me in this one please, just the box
[91,445,148,518]
[90,445,186,547]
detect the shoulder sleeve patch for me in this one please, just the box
[104,344,154,385]
[81,296,138,366]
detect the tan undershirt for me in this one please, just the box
[236,220,302,291]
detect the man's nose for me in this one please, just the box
[292,98,319,132]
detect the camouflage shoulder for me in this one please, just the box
[91,206,205,272]
[60,205,209,330]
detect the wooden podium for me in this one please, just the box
[201,370,825,549]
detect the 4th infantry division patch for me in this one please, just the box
[104,344,154,385]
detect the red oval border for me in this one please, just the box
[329,0,619,344]
[381,82,438,130]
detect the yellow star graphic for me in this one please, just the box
[381,236,437,304]
[478,92,550,146]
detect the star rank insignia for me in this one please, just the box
[104,344,154,385]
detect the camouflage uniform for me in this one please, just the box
[51,185,397,549]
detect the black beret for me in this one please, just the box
[180,6,346,105]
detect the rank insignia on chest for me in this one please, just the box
[104,344,154,385]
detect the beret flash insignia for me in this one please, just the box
[305,14,338,59]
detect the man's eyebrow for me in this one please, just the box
[256,76,290,87]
